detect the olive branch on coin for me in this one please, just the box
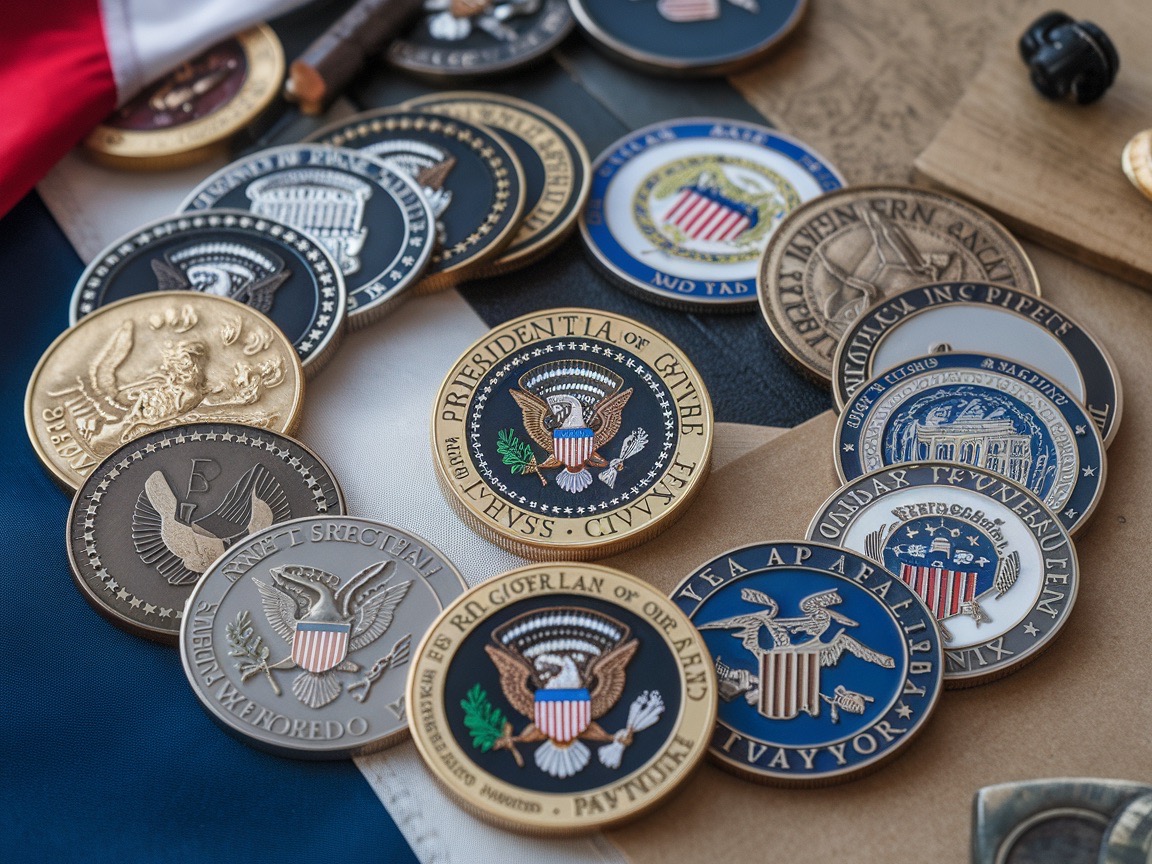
[497,428,546,486]
[227,610,282,696]
[462,684,524,767]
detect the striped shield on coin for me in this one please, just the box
[292,621,351,673]
[553,427,594,471]
[759,647,822,720]
[534,688,592,744]
[898,564,977,619]
[663,183,758,243]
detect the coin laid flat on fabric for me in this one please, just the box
[71,210,347,374]
[26,293,305,489]
[180,145,435,328]
[758,186,1040,382]
[182,516,467,758]
[68,423,345,643]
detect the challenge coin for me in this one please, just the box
[67,423,345,643]
[832,282,1123,447]
[307,109,526,292]
[758,186,1040,382]
[807,462,1078,686]
[570,0,806,75]
[407,562,715,832]
[431,308,713,559]
[181,516,467,758]
[83,25,284,171]
[581,118,844,311]
[403,92,590,276]
[26,293,304,489]
[70,210,347,375]
[388,0,574,80]
[180,145,436,328]
[835,352,1106,535]
[1122,129,1152,203]
[671,541,942,785]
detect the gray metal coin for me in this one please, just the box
[71,210,347,375]
[180,516,467,759]
[68,423,345,644]
[1102,794,1152,864]
[179,145,436,329]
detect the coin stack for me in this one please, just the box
[26,4,1125,842]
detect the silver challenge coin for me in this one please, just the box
[807,462,1079,687]
[67,423,345,644]
[181,516,467,758]
[832,282,1123,448]
[180,145,436,328]
[71,210,347,375]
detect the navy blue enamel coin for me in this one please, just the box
[70,210,346,375]
[580,118,844,311]
[570,0,805,75]
[807,462,1079,686]
[179,145,436,329]
[832,282,1123,448]
[672,541,942,785]
[306,110,526,292]
[387,0,574,80]
[836,352,1106,535]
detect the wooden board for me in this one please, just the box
[916,2,1152,289]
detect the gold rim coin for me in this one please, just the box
[402,92,591,277]
[83,25,284,171]
[757,185,1040,383]
[431,308,713,559]
[407,562,716,833]
[25,293,304,489]
[1122,129,1152,203]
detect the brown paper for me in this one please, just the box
[600,241,1152,862]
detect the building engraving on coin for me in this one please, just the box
[181,517,467,757]
[361,139,455,245]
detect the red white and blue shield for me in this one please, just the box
[553,427,594,472]
[534,688,592,743]
[898,564,977,619]
[292,621,351,673]
[759,647,822,720]
[663,185,757,243]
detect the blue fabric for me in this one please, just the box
[0,192,421,864]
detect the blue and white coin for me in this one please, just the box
[580,118,844,310]
[180,145,436,329]
[836,352,1106,535]
[671,541,942,785]
[807,462,1079,687]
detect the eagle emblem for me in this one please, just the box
[243,562,413,708]
[463,608,665,778]
[150,241,292,314]
[507,360,635,494]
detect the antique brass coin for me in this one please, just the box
[83,25,284,171]
[757,186,1040,382]
[1122,130,1152,203]
[431,308,713,559]
[407,562,716,833]
[403,92,590,276]
[26,293,304,489]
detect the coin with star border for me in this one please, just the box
[67,423,345,643]
[387,0,574,81]
[758,186,1040,382]
[306,109,526,292]
[807,462,1079,687]
[70,210,347,375]
[402,92,590,276]
[832,282,1123,448]
[431,308,713,559]
[182,516,467,758]
[407,561,716,833]
[671,540,942,785]
[835,352,1106,535]
[179,145,435,329]
[581,118,844,311]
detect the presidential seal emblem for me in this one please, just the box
[807,462,1079,686]
[180,145,436,328]
[407,563,715,832]
[581,119,843,310]
[70,210,347,375]
[671,541,942,785]
[180,517,467,758]
[836,352,1105,535]
[431,308,713,559]
[832,282,1123,448]
[67,423,344,643]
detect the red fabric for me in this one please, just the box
[1,4,117,217]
